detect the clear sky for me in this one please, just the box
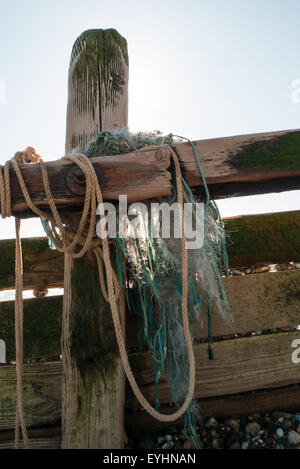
[0,0,299,239]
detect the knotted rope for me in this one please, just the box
[0,146,196,449]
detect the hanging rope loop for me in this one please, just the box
[0,146,197,448]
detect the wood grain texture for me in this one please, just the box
[0,437,61,450]
[4,129,300,219]
[0,237,64,291]
[1,330,300,434]
[176,129,300,198]
[7,148,172,216]
[0,271,299,361]
[125,270,300,344]
[62,28,127,450]
[126,331,300,409]
[197,269,300,339]
[65,29,129,154]
[0,296,62,362]
[125,384,300,434]
[0,426,61,449]
[225,210,300,268]
[1,210,299,291]
[0,361,61,431]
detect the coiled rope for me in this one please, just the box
[0,146,196,448]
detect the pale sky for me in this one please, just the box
[0,0,300,239]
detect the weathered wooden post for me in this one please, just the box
[62,29,129,449]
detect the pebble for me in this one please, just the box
[253,265,270,274]
[287,431,300,446]
[227,418,240,431]
[131,410,300,450]
[230,269,243,276]
[245,422,261,435]
[183,440,196,449]
[282,421,292,430]
[276,263,295,271]
[205,417,218,429]
[162,441,174,449]
[276,428,284,439]
[212,438,219,449]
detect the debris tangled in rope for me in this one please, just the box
[0,129,232,449]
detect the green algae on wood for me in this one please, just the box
[229,131,300,171]
[70,255,118,383]
[0,237,64,291]
[66,28,129,153]
[224,210,300,268]
[0,296,62,362]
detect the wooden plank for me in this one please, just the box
[0,296,62,362]
[3,129,300,218]
[225,210,300,268]
[1,209,299,291]
[7,147,172,217]
[1,331,300,433]
[0,271,298,361]
[198,269,300,339]
[126,331,300,408]
[0,437,61,450]
[127,270,300,343]
[0,237,64,291]
[0,427,61,449]
[125,384,300,434]
[176,129,300,198]
[62,28,127,450]
[0,361,61,431]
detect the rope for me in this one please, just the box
[0,145,196,433]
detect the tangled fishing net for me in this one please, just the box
[61,128,232,447]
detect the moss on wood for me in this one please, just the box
[0,237,63,290]
[0,296,62,362]
[225,210,300,267]
[229,131,300,171]
[70,255,118,384]
[70,28,128,125]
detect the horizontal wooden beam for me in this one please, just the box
[196,269,300,339]
[0,427,61,449]
[1,210,299,291]
[1,330,299,432]
[0,361,61,431]
[225,209,300,268]
[7,147,172,216]
[0,237,64,291]
[0,296,62,361]
[125,384,300,434]
[0,437,61,450]
[126,331,300,409]
[1,271,299,360]
[2,129,300,218]
[177,129,300,198]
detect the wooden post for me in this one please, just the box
[61,29,128,449]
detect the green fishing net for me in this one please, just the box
[45,129,232,447]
